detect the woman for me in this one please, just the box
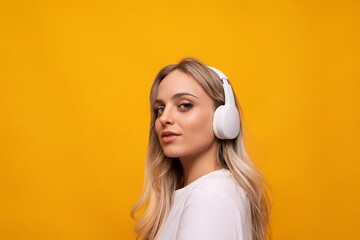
[131,57,271,240]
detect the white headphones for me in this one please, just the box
[207,66,240,139]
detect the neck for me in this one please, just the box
[179,141,222,187]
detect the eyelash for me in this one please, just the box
[178,102,193,111]
[153,102,193,117]
[153,106,164,116]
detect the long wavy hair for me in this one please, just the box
[131,57,271,240]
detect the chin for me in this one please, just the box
[163,150,180,158]
[161,146,185,158]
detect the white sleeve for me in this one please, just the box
[176,187,251,240]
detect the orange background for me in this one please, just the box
[1,0,359,239]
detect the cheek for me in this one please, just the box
[183,110,214,137]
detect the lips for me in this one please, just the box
[161,131,179,138]
[161,131,180,143]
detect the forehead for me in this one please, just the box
[157,70,208,99]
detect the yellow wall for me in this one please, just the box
[1,0,359,239]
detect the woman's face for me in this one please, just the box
[154,69,217,159]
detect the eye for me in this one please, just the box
[154,106,165,117]
[178,102,193,111]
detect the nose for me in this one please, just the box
[158,107,174,125]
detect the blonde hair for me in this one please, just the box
[131,57,271,240]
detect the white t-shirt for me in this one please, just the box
[156,168,252,240]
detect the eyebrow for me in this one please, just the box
[154,92,199,104]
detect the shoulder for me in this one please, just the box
[182,169,251,223]
[176,170,252,239]
[189,169,248,205]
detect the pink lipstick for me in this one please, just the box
[161,131,180,143]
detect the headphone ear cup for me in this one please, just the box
[213,106,226,139]
[213,105,240,139]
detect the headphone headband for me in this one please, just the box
[207,66,236,106]
[207,66,228,80]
